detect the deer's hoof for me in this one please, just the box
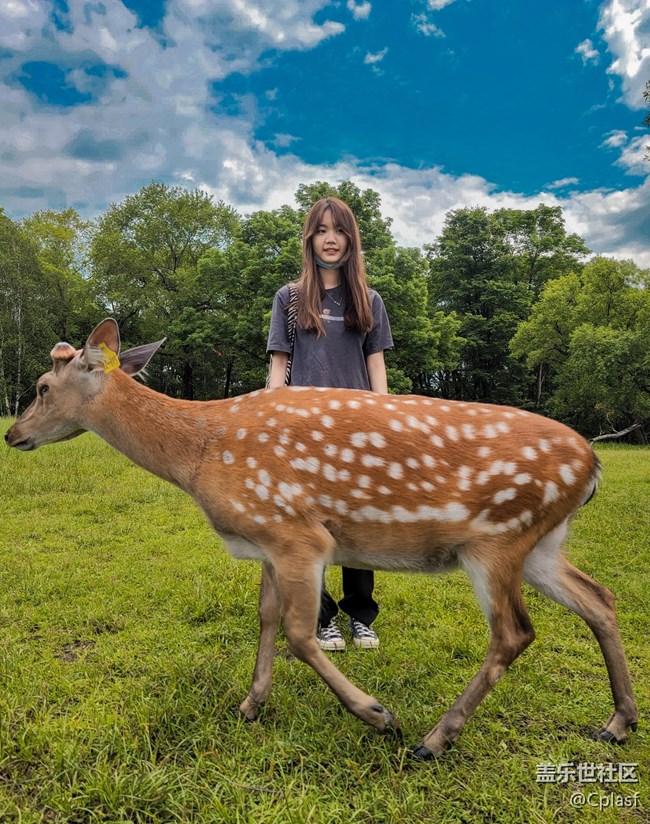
[411,743,436,761]
[594,728,627,745]
[380,710,403,740]
[238,696,263,722]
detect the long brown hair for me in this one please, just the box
[296,197,373,335]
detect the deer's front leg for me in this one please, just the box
[274,554,400,735]
[239,561,281,721]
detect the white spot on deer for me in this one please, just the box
[296,409,310,418]
[358,475,371,488]
[538,439,551,453]
[522,446,538,460]
[495,421,510,434]
[422,454,436,468]
[290,456,320,474]
[275,404,286,412]
[424,415,439,426]
[294,442,307,453]
[483,425,498,438]
[503,411,515,419]
[255,485,269,501]
[388,462,404,480]
[321,415,335,428]
[440,405,450,412]
[514,473,531,485]
[365,397,376,405]
[318,495,333,508]
[257,432,270,443]
[340,448,355,463]
[389,419,404,432]
[258,469,271,487]
[493,487,516,505]
[289,386,309,392]
[222,451,235,465]
[362,454,385,468]
[476,471,490,486]
[338,468,351,482]
[407,483,419,492]
[445,425,460,442]
[328,399,342,410]
[236,429,247,439]
[351,506,394,523]
[245,478,255,490]
[431,435,445,448]
[311,431,324,442]
[378,486,391,495]
[467,408,478,417]
[559,464,576,485]
[274,445,286,459]
[273,514,283,523]
[369,432,387,448]
[478,446,492,458]
[406,457,420,470]
[421,481,435,492]
[457,465,473,491]
[323,464,338,482]
[543,480,560,504]
[278,482,302,501]
[347,400,362,410]
[335,499,349,515]
[351,433,367,448]
[279,433,290,446]
[252,515,267,525]
[407,415,429,433]
[462,424,476,440]
[403,400,418,405]
[443,503,470,522]
[265,419,277,428]
[324,444,338,458]
[351,489,370,500]
[232,502,245,513]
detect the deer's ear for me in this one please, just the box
[81,319,121,370]
[119,339,166,377]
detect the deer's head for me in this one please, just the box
[5,319,164,451]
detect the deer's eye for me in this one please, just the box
[38,384,49,397]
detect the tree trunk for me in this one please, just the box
[223,356,234,399]
[181,358,194,400]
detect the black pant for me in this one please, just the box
[319,568,378,627]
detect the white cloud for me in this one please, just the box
[598,0,650,109]
[427,0,457,8]
[615,135,650,175]
[576,38,600,65]
[601,129,629,148]
[364,48,388,65]
[347,0,371,21]
[412,13,445,38]
[546,177,580,189]
[0,0,648,274]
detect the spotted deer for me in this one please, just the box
[5,319,638,759]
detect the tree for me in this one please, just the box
[0,211,51,416]
[511,257,649,438]
[21,209,99,342]
[90,183,240,398]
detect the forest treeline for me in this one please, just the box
[1,180,648,440]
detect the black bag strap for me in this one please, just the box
[267,283,299,388]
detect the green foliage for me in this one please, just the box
[1,427,648,822]
[3,183,648,439]
[511,257,650,437]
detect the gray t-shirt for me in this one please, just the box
[267,284,394,390]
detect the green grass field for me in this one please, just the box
[1,423,648,823]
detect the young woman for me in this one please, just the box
[267,196,393,651]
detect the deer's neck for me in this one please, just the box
[84,372,223,491]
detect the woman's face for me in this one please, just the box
[312,208,349,267]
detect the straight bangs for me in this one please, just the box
[298,197,373,336]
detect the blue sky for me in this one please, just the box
[1,0,649,264]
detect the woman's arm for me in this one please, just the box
[366,351,388,394]
[268,351,290,389]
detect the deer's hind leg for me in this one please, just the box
[239,561,281,721]
[522,521,638,743]
[414,549,536,760]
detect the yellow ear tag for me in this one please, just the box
[98,342,121,373]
